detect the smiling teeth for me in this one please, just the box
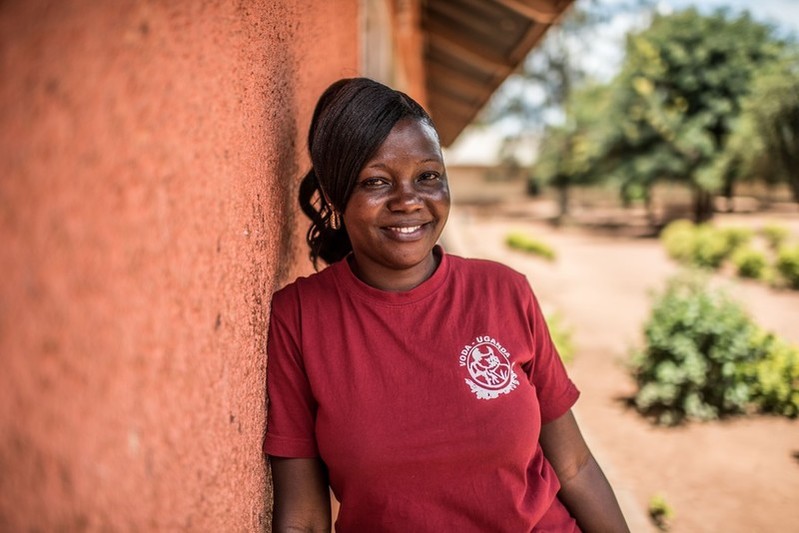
[391,226,421,234]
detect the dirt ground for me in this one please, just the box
[442,199,799,532]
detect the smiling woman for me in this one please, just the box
[264,78,630,533]
[296,79,434,266]
[344,118,450,291]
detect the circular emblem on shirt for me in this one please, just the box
[458,336,519,400]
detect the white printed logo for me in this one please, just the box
[459,336,519,400]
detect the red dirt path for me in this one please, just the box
[443,201,799,532]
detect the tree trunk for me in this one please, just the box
[693,188,714,223]
[556,183,570,224]
[644,188,656,226]
[722,173,735,212]
[788,176,799,204]
[778,148,799,203]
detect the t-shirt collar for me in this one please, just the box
[333,244,450,305]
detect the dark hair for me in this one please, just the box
[298,78,437,268]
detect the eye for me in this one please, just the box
[418,171,441,182]
[360,177,388,188]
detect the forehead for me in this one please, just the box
[367,118,442,163]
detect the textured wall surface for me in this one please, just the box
[0,1,357,530]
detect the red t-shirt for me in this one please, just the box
[264,248,580,532]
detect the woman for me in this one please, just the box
[264,78,629,532]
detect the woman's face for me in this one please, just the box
[342,118,450,290]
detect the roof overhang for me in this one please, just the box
[421,0,575,145]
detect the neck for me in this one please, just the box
[349,250,440,292]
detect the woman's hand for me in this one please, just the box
[540,410,630,533]
[270,456,332,533]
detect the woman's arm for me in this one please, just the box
[269,456,332,533]
[539,410,630,533]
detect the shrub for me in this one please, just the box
[690,225,734,268]
[741,332,799,417]
[721,226,753,251]
[633,273,799,424]
[775,244,799,289]
[660,221,748,269]
[632,274,765,424]
[505,232,556,261]
[732,247,767,279]
[660,219,696,263]
[761,223,790,250]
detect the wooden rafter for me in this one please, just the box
[424,20,515,73]
[421,0,575,145]
[493,0,566,23]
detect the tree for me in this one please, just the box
[534,83,615,220]
[481,0,654,219]
[600,8,785,221]
[713,51,799,202]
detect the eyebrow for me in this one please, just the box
[365,158,442,169]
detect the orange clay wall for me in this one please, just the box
[0,1,357,530]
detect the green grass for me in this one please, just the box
[648,493,675,531]
[505,232,556,261]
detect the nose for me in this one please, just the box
[387,181,423,212]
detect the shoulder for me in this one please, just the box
[448,253,529,286]
[445,253,534,303]
[271,262,341,315]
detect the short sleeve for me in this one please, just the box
[522,283,580,424]
[263,287,319,458]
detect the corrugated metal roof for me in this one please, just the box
[422,0,574,145]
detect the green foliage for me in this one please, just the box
[534,83,617,217]
[716,51,799,202]
[731,247,767,279]
[633,274,799,424]
[722,227,753,250]
[692,226,744,268]
[775,244,799,289]
[659,220,799,285]
[648,493,675,531]
[633,274,763,424]
[660,219,749,269]
[505,232,557,261]
[739,332,799,417]
[761,223,790,250]
[546,312,575,364]
[660,219,696,262]
[492,6,796,218]
[592,8,787,220]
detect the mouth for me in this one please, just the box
[382,222,432,240]
[388,225,422,234]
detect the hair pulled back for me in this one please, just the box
[298,77,436,268]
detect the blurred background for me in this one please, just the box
[1,0,797,531]
[443,1,799,531]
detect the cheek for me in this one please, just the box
[430,186,451,210]
[343,196,380,227]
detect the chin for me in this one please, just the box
[384,246,436,270]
